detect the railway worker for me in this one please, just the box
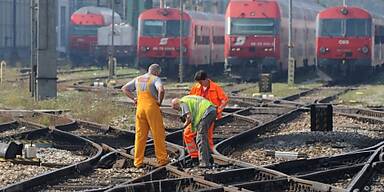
[185,70,229,160]
[171,96,217,168]
[121,64,168,168]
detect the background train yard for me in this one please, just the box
[1,0,384,192]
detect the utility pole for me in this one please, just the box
[179,0,184,83]
[160,0,165,8]
[343,0,347,6]
[36,0,57,100]
[11,0,18,66]
[30,0,37,97]
[108,0,116,79]
[287,0,295,86]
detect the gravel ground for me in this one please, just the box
[37,167,148,191]
[294,88,346,104]
[0,162,54,187]
[37,148,87,165]
[247,114,281,123]
[370,173,384,191]
[229,112,383,166]
[214,117,257,139]
[330,177,353,189]
[109,113,183,131]
[70,126,105,136]
[0,126,34,137]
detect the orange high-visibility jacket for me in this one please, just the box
[189,79,228,112]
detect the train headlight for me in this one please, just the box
[362,46,369,54]
[320,47,327,54]
[340,7,349,15]
[141,46,150,52]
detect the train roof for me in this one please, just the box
[71,6,121,25]
[318,6,372,19]
[139,8,223,22]
[73,6,118,16]
[226,0,323,18]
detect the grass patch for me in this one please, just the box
[0,75,134,125]
[339,85,384,107]
[58,67,140,81]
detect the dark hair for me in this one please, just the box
[194,70,208,81]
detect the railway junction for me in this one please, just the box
[0,67,384,192]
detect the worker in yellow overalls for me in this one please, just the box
[121,64,168,167]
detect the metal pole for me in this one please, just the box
[30,0,37,97]
[12,0,17,65]
[343,0,346,6]
[179,0,184,83]
[160,0,165,8]
[109,0,116,79]
[287,0,295,86]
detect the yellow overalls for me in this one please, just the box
[134,75,168,167]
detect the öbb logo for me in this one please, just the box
[338,40,350,45]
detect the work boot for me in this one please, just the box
[191,158,199,167]
[157,159,169,167]
[198,161,213,169]
[209,156,214,164]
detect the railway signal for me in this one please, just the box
[0,60,6,84]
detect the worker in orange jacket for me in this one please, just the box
[184,70,229,162]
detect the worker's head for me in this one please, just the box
[194,70,209,87]
[148,64,162,76]
[171,98,181,110]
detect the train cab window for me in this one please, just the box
[70,25,99,36]
[319,19,372,37]
[142,20,164,36]
[346,19,371,37]
[229,18,277,35]
[141,20,189,37]
[318,19,343,37]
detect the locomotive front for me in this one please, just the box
[316,6,373,77]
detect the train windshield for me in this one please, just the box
[229,18,277,35]
[346,19,371,37]
[318,19,371,37]
[141,20,189,37]
[70,25,99,36]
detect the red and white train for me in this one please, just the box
[316,6,384,79]
[225,0,323,80]
[137,8,225,77]
[69,6,121,65]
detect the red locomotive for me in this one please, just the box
[316,6,384,79]
[69,6,121,65]
[225,0,322,80]
[137,8,225,78]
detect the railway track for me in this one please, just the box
[281,87,351,105]
[105,165,244,192]
[55,119,136,150]
[214,114,258,142]
[0,128,102,191]
[223,110,382,166]
[29,152,153,192]
[235,107,293,124]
